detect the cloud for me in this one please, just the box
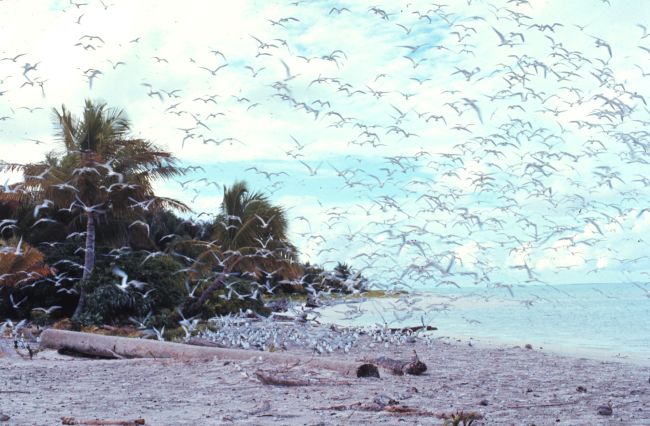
[2,0,650,289]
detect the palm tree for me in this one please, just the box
[0,99,190,315]
[0,237,56,317]
[141,209,212,252]
[174,180,300,313]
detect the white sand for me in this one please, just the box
[1,332,649,425]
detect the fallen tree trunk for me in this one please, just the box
[41,330,376,378]
[361,355,427,376]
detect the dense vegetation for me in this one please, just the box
[0,101,367,333]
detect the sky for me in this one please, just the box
[2,0,650,294]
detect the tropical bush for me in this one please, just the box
[81,250,188,323]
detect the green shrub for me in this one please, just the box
[70,312,103,329]
[31,311,51,327]
[145,313,177,330]
[162,327,187,342]
[80,251,188,322]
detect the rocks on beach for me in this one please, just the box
[597,405,613,415]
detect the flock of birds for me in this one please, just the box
[1,302,453,358]
[0,319,37,351]
[130,306,453,355]
[1,0,650,338]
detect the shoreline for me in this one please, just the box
[315,289,650,363]
[319,319,650,367]
[440,332,650,367]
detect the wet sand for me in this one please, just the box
[1,332,649,425]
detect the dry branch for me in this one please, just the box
[508,401,579,409]
[254,372,312,386]
[107,349,126,359]
[184,337,229,348]
[311,403,441,416]
[312,402,362,411]
[383,406,435,415]
[254,371,354,386]
[61,417,145,425]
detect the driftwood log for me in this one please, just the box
[41,330,378,378]
[362,355,427,375]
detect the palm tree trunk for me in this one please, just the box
[188,273,228,313]
[73,211,96,316]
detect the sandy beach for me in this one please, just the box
[1,330,649,426]
[2,1,650,425]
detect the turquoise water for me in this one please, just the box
[319,283,650,353]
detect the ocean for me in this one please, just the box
[317,282,650,354]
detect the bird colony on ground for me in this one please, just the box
[128,308,445,352]
[1,0,650,329]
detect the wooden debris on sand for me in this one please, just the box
[312,402,384,412]
[434,410,484,420]
[361,353,427,375]
[61,418,145,425]
[311,402,484,418]
[184,337,229,348]
[253,371,355,386]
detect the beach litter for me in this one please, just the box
[361,352,427,375]
[597,405,613,415]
